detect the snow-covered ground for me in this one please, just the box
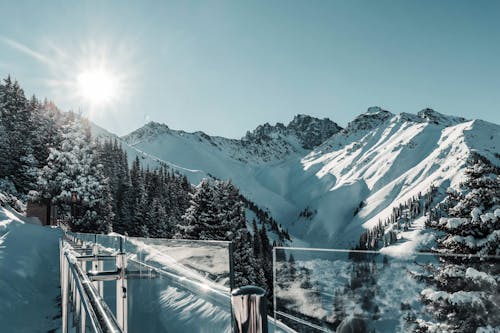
[0,206,61,332]
[379,216,437,257]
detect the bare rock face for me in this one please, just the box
[417,108,467,126]
[244,114,342,149]
[344,106,393,133]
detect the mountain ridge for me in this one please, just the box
[94,107,499,248]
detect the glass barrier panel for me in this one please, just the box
[66,233,235,332]
[273,248,499,333]
[124,237,233,332]
[67,231,95,245]
[96,234,123,254]
[124,237,232,289]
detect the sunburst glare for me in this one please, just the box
[77,68,117,106]
[36,38,137,119]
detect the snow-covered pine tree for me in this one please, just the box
[232,226,267,288]
[178,179,244,240]
[37,115,113,233]
[96,138,133,234]
[221,180,267,288]
[0,122,10,179]
[0,76,34,192]
[17,151,40,194]
[177,179,215,239]
[127,156,148,236]
[421,153,499,332]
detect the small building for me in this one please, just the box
[26,199,57,226]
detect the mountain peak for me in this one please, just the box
[287,114,342,149]
[365,106,386,115]
[122,121,171,145]
[244,114,342,149]
[417,108,467,126]
[144,121,170,130]
[345,107,393,132]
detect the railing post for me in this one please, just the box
[116,236,128,333]
[71,275,77,327]
[92,235,104,297]
[80,306,86,333]
[61,240,69,333]
[229,242,235,290]
[272,247,277,328]
[75,287,81,327]
[231,286,268,333]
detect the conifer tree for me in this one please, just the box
[421,153,500,332]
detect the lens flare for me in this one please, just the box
[77,68,117,106]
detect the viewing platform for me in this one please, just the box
[60,232,499,333]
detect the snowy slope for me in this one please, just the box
[0,206,61,332]
[90,122,209,184]
[301,112,499,247]
[116,108,499,248]
[119,116,341,230]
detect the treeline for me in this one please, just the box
[96,144,279,294]
[0,76,285,295]
[241,195,291,242]
[354,190,433,251]
[97,141,191,237]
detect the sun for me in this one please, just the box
[77,68,118,106]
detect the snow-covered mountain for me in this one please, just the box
[301,108,498,248]
[101,108,499,248]
[122,114,341,163]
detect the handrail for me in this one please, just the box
[63,243,123,333]
[64,252,101,332]
[63,231,297,333]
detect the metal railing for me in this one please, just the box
[60,232,237,332]
[60,232,298,333]
[60,234,123,333]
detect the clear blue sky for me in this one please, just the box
[0,0,499,137]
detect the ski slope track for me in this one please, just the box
[95,108,499,248]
